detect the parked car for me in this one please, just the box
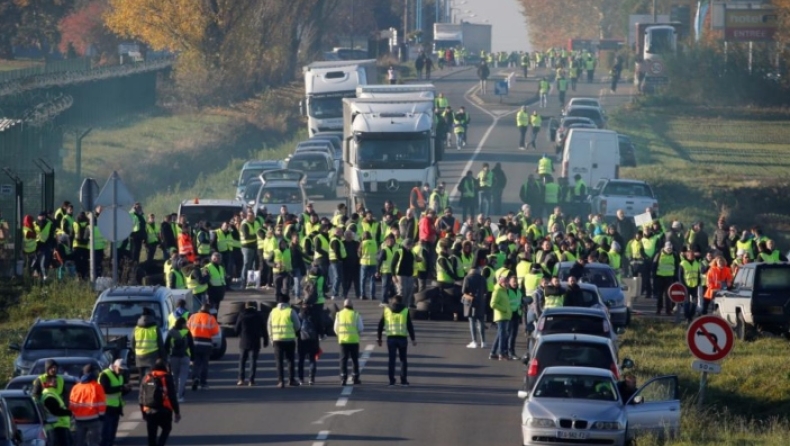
[560,129,620,187]
[557,262,631,329]
[27,357,101,377]
[563,97,607,118]
[0,396,24,446]
[5,376,78,402]
[531,307,618,357]
[714,262,790,339]
[0,390,49,446]
[253,169,308,215]
[553,116,597,151]
[524,333,631,391]
[588,179,658,220]
[234,160,285,200]
[618,134,637,167]
[9,320,115,377]
[563,105,606,129]
[518,366,680,446]
[286,151,337,199]
[309,133,343,179]
[177,199,246,230]
[548,116,596,144]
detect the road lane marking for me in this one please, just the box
[313,429,331,446]
[336,397,348,407]
[341,386,353,396]
[365,344,374,351]
[118,421,139,431]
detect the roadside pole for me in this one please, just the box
[686,315,734,409]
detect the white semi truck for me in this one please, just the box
[342,97,437,211]
[356,84,436,100]
[433,23,492,60]
[303,59,377,136]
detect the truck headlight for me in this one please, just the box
[527,418,555,428]
[592,421,623,430]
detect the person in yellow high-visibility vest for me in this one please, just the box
[267,294,300,388]
[376,295,416,386]
[516,106,530,150]
[528,111,542,150]
[144,213,161,262]
[334,299,364,386]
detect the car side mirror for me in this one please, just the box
[621,358,634,369]
[517,390,529,399]
[632,395,644,405]
[8,342,19,351]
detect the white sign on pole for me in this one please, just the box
[95,171,136,208]
[691,360,722,375]
[633,211,653,228]
[97,209,133,243]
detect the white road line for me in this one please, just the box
[117,421,139,431]
[365,344,374,351]
[127,411,142,420]
[317,431,330,440]
[336,397,348,407]
[341,386,353,396]
[115,432,129,438]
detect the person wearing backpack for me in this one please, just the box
[267,294,301,388]
[139,359,181,446]
[297,302,320,385]
[165,318,194,402]
[132,307,165,382]
[235,301,269,386]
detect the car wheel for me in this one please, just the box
[210,336,227,360]
[735,311,746,340]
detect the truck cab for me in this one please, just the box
[714,262,790,340]
[303,60,377,136]
[177,199,246,230]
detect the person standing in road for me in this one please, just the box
[70,364,106,446]
[610,57,623,93]
[516,106,530,150]
[415,54,425,80]
[458,171,477,222]
[297,302,321,385]
[377,294,416,386]
[41,374,72,446]
[462,266,487,348]
[268,294,301,388]
[528,111,542,150]
[165,318,193,402]
[477,163,493,217]
[489,274,512,360]
[328,227,347,300]
[129,203,146,263]
[556,73,569,106]
[585,55,596,83]
[377,235,397,305]
[425,56,433,80]
[505,274,525,360]
[99,359,131,446]
[140,359,180,446]
[186,303,220,390]
[132,308,165,382]
[477,60,490,93]
[652,242,680,316]
[491,162,507,216]
[335,299,364,386]
[236,301,268,386]
[538,77,550,108]
[391,238,418,308]
[206,252,226,312]
[342,230,361,299]
[239,211,258,287]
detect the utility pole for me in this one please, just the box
[653,0,657,23]
[350,0,355,49]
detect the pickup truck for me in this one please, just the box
[714,262,790,340]
[589,178,658,219]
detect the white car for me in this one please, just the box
[563,97,607,118]
[588,178,659,219]
[519,366,680,446]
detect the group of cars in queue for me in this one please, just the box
[517,261,681,446]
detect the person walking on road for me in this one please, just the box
[528,111,542,150]
[377,295,416,386]
[477,163,494,217]
[556,74,569,106]
[99,359,131,446]
[235,301,268,386]
[652,242,680,316]
[165,318,193,402]
[335,299,364,386]
[268,294,301,387]
[491,162,507,216]
[132,307,165,382]
[139,359,181,446]
[477,60,490,93]
[458,171,477,222]
[538,77,550,108]
[297,302,321,385]
[187,304,220,390]
[489,274,512,360]
[70,364,106,446]
[517,106,530,150]
[462,266,487,348]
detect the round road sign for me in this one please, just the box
[686,316,734,362]
[668,282,687,304]
[650,60,664,75]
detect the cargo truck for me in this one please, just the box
[633,22,682,93]
[432,23,492,60]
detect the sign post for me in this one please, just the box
[95,172,135,284]
[79,178,100,284]
[494,79,509,103]
[667,282,687,324]
[686,315,734,409]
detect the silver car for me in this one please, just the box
[558,262,631,328]
[531,307,618,358]
[518,366,681,446]
[0,390,49,446]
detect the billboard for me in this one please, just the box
[724,8,777,42]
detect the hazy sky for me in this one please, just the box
[455,0,531,52]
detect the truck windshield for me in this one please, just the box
[356,135,432,169]
[308,92,355,119]
[646,28,675,55]
[434,40,462,51]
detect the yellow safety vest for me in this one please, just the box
[477,171,493,188]
[270,306,296,341]
[35,221,52,243]
[413,245,426,274]
[186,269,208,294]
[329,237,347,261]
[99,369,125,408]
[207,263,226,287]
[538,157,552,175]
[380,246,394,274]
[145,223,159,244]
[544,292,565,308]
[482,266,495,292]
[214,230,229,252]
[133,326,159,356]
[516,111,529,126]
[273,248,292,273]
[656,253,675,277]
[41,389,71,429]
[508,287,523,316]
[360,239,377,266]
[544,183,559,204]
[38,374,64,397]
[384,307,409,337]
[680,259,700,288]
[641,237,658,258]
[313,233,329,260]
[336,309,360,344]
[22,227,37,253]
[196,230,211,255]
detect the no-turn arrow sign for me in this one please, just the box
[686,315,734,362]
[668,282,687,304]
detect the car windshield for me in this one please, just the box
[647,28,675,54]
[755,268,790,291]
[23,326,100,350]
[560,268,618,288]
[258,186,302,204]
[288,156,330,172]
[533,374,618,401]
[179,205,240,229]
[601,183,653,198]
[570,99,599,108]
[5,397,41,425]
[561,117,594,128]
[356,135,431,169]
[540,315,608,336]
[536,342,614,370]
[243,181,262,202]
[296,144,332,156]
[30,359,99,377]
[92,301,163,328]
[240,168,265,184]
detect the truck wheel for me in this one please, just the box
[210,336,227,360]
[735,312,746,340]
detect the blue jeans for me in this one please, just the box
[100,411,121,446]
[329,262,343,298]
[469,315,486,344]
[292,271,303,299]
[381,273,394,304]
[241,247,257,282]
[507,314,521,356]
[489,321,510,356]
[478,191,491,217]
[360,266,377,299]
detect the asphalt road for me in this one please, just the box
[112,67,638,446]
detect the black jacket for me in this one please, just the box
[139,371,180,415]
[462,269,488,317]
[564,284,586,307]
[235,307,269,350]
[165,328,195,359]
[290,243,307,275]
[376,302,415,341]
[99,368,132,414]
[391,248,415,277]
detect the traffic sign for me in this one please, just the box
[686,315,734,362]
[494,80,509,96]
[668,282,687,304]
[97,208,133,243]
[691,360,722,375]
[79,178,100,212]
[95,171,135,208]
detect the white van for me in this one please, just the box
[561,129,620,186]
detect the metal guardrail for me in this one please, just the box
[0,58,92,83]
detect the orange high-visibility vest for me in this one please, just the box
[187,311,219,344]
[69,381,106,421]
[178,233,196,263]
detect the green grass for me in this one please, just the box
[0,59,43,72]
[621,318,790,445]
[0,278,96,385]
[608,105,790,245]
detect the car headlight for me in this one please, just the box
[527,418,555,428]
[592,421,623,430]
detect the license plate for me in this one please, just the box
[557,430,588,440]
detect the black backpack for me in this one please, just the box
[302,277,318,305]
[300,314,318,341]
[169,330,188,357]
[140,373,165,409]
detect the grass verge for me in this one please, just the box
[0,278,96,386]
[620,317,790,445]
[607,105,790,246]
[0,58,43,72]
